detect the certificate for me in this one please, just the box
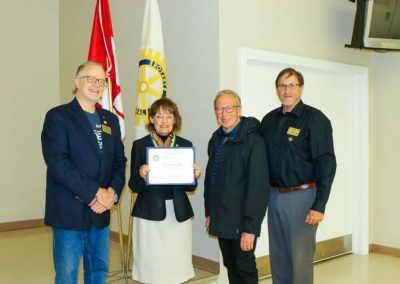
[146,147,195,185]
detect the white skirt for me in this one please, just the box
[132,200,195,284]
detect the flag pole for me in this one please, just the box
[105,64,128,284]
[117,204,127,278]
[108,80,127,280]
[125,193,136,272]
[107,204,128,284]
[107,76,113,110]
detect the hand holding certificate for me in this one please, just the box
[146,147,196,185]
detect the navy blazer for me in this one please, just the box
[129,134,196,222]
[41,98,126,230]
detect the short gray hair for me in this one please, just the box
[214,89,242,108]
[72,61,104,95]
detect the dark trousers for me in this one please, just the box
[268,187,318,284]
[218,237,258,284]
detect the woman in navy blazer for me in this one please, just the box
[129,98,201,284]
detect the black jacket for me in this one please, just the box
[204,117,270,239]
[129,134,196,222]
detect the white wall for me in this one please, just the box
[0,0,59,222]
[370,53,400,249]
[219,0,371,90]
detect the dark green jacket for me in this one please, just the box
[204,116,270,239]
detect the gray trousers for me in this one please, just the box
[268,187,318,284]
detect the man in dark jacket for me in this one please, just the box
[204,89,270,284]
[41,61,126,284]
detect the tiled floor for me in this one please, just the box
[0,227,216,284]
[259,253,400,284]
[1,227,400,283]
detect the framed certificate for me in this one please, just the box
[146,147,196,185]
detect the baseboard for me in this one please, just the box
[110,230,130,243]
[256,255,271,278]
[1,222,357,274]
[314,234,352,261]
[110,230,220,274]
[257,234,352,278]
[0,218,45,232]
[369,244,400,258]
[192,255,219,274]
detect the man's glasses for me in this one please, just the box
[79,76,108,87]
[215,105,240,114]
[277,83,300,91]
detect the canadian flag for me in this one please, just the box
[88,0,125,138]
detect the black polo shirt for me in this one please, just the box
[260,100,336,213]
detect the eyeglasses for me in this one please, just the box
[154,114,174,121]
[79,76,108,87]
[277,83,300,90]
[215,105,240,114]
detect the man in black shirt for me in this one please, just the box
[260,68,336,284]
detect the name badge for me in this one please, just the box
[102,124,112,135]
[287,127,300,136]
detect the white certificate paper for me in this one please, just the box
[146,147,195,185]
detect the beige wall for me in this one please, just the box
[219,0,371,90]
[59,0,96,103]
[370,53,400,248]
[0,0,59,222]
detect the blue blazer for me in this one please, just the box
[41,98,126,230]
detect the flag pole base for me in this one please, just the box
[107,203,129,283]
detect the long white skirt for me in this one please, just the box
[132,200,195,284]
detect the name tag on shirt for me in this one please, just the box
[287,127,300,136]
[102,124,112,135]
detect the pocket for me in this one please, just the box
[290,135,311,162]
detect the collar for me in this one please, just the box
[211,119,244,144]
[150,131,176,147]
[276,100,305,117]
[223,120,241,138]
[223,118,241,133]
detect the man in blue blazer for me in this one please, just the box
[41,61,126,284]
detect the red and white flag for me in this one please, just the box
[88,0,125,138]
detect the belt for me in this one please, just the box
[277,182,316,193]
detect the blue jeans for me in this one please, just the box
[52,226,109,284]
